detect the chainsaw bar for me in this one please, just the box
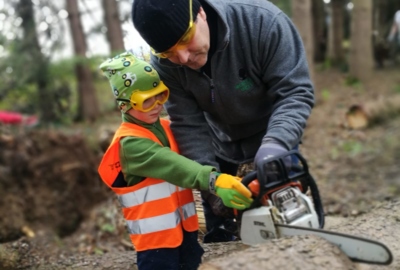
[276,224,393,265]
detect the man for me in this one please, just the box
[132,0,314,243]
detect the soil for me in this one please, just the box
[0,66,400,270]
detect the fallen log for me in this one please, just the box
[345,94,400,129]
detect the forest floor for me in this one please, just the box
[0,65,400,270]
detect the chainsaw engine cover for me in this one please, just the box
[240,206,278,245]
[271,187,319,229]
[240,187,319,245]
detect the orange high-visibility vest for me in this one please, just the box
[98,118,199,251]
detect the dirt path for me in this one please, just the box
[2,201,398,270]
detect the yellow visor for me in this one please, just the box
[130,81,170,112]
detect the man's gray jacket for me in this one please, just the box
[151,0,314,169]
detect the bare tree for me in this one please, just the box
[327,0,346,66]
[102,0,125,54]
[349,0,374,81]
[292,0,315,82]
[66,0,99,122]
[312,0,326,62]
[16,0,56,124]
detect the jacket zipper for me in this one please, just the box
[210,79,215,103]
[202,71,215,103]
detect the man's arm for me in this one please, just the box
[259,12,314,150]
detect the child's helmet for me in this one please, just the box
[99,51,169,113]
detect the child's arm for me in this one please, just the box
[120,136,252,209]
[120,136,214,190]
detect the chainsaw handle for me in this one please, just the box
[241,170,266,209]
[241,170,257,187]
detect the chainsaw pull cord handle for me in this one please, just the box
[240,171,261,209]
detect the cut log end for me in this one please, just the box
[345,104,369,129]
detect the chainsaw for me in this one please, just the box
[237,150,393,265]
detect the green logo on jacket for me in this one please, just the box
[235,77,254,92]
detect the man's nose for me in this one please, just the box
[174,49,190,64]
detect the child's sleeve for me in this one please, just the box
[120,136,214,190]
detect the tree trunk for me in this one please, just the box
[66,0,99,122]
[374,0,388,36]
[349,0,374,82]
[373,0,395,40]
[327,0,345,66]
[102,0,125,55]
[17,0,56,124]
[292,0,315,83]
[312,0,326,62]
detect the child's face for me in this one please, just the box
[127,102,164,124]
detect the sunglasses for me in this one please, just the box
[130,82,170,112]
[151,0,196,59]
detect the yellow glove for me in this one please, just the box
[209,172,253,210]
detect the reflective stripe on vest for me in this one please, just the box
[126,202,196,235]
[98,118,199,251]
[117,181,177,208]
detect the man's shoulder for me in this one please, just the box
[206,0,282,28]
[217,0,281,13]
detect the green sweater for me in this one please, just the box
[119,113,214,190]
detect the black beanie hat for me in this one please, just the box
[132,0,201,53]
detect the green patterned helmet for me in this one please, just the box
[99,51,169,113]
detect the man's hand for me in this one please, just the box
[254,142,291,169]
[209,173,253,210]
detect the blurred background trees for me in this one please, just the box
[66,0,99,122]
[0,0,399,125]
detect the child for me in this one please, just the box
[98,52,253,270]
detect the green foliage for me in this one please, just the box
[48,58,76,79]
[330,147,340,160]
[0,52,117,125]
[393,84,400,94]
[100,223,116,233]
[330,140,365,160]
[323,59,332,70]
[94,248,105,255]
[321,88,330,102]
[341,141,364,156]
[339,62,349,73]
[344,75,362,89]
[96,80,118,113]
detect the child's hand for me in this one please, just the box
[209,173,253,210]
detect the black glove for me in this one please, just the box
[254,142,291,169]
[201,191,235,219]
